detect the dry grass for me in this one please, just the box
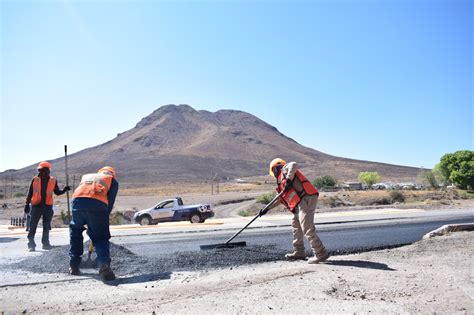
[118,182,271,196]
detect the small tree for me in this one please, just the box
[439,150,474,190]
[312,175,337,189]
[358,171,382,187]
[421,170,439,188]
[420,164,446,189]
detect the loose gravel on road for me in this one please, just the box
[6,241,287,276]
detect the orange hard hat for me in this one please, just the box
[37,161,52,170]
[269,158,286,177]
[98,166,116,178]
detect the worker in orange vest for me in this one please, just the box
[24,161,70,251]
[262,158,330,264]
[69,166,119,281]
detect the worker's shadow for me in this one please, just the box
[325,260,396,271]
[105,272,172,286]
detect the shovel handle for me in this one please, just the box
[64,145,71,220]
[224,191,284,245]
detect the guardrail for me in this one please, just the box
[10,217,26,227]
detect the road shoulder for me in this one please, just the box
[1,231,472,313]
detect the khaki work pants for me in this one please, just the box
[291,194,327,258]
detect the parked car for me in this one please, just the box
[133,197,214,225]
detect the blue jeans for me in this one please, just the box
[69,208,111,268]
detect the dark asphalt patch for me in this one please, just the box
[5,241,287,276]
[0,237,20,243]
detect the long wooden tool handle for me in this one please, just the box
[64,145,71,220]
[224,191,284,245]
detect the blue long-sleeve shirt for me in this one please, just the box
[72,178,119,213]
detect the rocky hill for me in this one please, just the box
[3,104,420,184]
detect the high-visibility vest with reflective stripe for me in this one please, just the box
[73,173,113,206]
[276,170,319,212]
[31,176,56,206]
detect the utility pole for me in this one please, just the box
[3,175,6,200]
[10,174,13,199]
[64,145,71,221]
[211,173,218,195]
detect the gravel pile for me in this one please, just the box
[6,241,286,276]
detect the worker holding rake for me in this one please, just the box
[264,158,329,264]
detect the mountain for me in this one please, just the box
[4,104,421,184]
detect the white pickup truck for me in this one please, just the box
[133,197,214,225]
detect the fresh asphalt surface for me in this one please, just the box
[1,209,473,280]
[115,212,474,258]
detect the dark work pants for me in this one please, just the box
[27,206,53,248]
[69,208,111,269]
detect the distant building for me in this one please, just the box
[343,182,363,191]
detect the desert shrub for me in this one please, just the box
[419,164,446,189]
[358,172,382,187]
[14,192,24,198]
[457,189,474,199]
[60,209,70,224]
[312,176,337,189]
[328,196,340,207]
[372,197,392,205]
[421,170,439,189]
[109,212,124,225]
[256,192,276,204]
[238,210,250,217]
[390,190,405,203]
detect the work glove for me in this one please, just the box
[283,179,293,192]
[63,186,71,192]
[259,208,268,217]
[24,204,30,214]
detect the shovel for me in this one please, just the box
[81,240,97,268]
[200,191,284,250]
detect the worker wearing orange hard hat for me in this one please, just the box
[69,166,119,281]
[24,161,71,251]
[264,158,329,264]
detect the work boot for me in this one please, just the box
[308,252,330,264]
[28,247,35,252]
[69,266,81,276]
[99,265,116,281]
[285,251,306,261]
[42,244,53,250]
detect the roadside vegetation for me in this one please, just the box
[389,190,405,203]
[438,150,473,190]
[312,175,337,189]
[238,210,251,217]
[358,171,382,187]
[256,192,276,204]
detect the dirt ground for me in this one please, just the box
[1,232,472,313]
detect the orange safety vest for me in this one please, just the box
[276,170,319,212]
[31,176,57,206]
[73,173,113,205]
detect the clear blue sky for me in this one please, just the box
[1,0,472,172]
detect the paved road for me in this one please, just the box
[115,211,474,258]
